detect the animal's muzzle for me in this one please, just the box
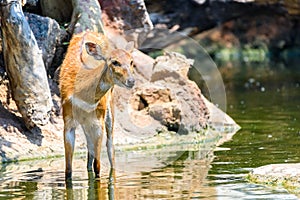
[126,77,135,88]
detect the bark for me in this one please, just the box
[0,0,53,129]
[69,0,105,35]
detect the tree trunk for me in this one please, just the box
[69,0,105,35]
[0,0,53,129]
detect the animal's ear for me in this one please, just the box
[125,41,135,52]
[85,42,105,60]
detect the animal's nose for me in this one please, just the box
[126,77,135,88]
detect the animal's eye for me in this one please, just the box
[130,60,134,66]
[112,60,121,66]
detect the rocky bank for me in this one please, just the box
[0,0,245,163]
[0,37,240,162]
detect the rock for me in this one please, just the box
[114,52,209,144]
[130,85,181,133]
[100,0,153,32]
[25,12,66,72]
[203,97,240,134]
[132,86,172,107]
[248,163,300,193]
[149,102,181,132]
[131,49,154,80]
[151,51,193,81]
[113,50,239,146]
[151,52,210,131]
[100,0,154,48]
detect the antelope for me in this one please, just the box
[59,31,135,179]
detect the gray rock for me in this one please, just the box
[151,52,209,132]
[114,52,210,144]
[113,51,239,145]
[249,163,300,194]
[25,12,66,71]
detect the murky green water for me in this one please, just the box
[0,62,299,199]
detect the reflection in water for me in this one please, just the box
[65,169,115,200]
[0,63,299,199]
[0,144,216,199]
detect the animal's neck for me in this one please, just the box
[95,66,113,100]
[73,64,113,106]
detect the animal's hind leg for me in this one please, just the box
[93,135,102,178]
[105,101,115,169]
[87,152,94,171]
[82,123,103,177]
[82,125,96,172]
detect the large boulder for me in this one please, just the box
[113,51,240,145]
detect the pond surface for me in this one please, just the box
[0,63,299,199]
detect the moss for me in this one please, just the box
[247,172,300,194]
[116,129,220,152]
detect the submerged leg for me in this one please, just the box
[108,168,116,200]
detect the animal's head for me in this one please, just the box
[85,40,135,89]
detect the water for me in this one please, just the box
[0,63,299,199]
[208,63,300,199]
